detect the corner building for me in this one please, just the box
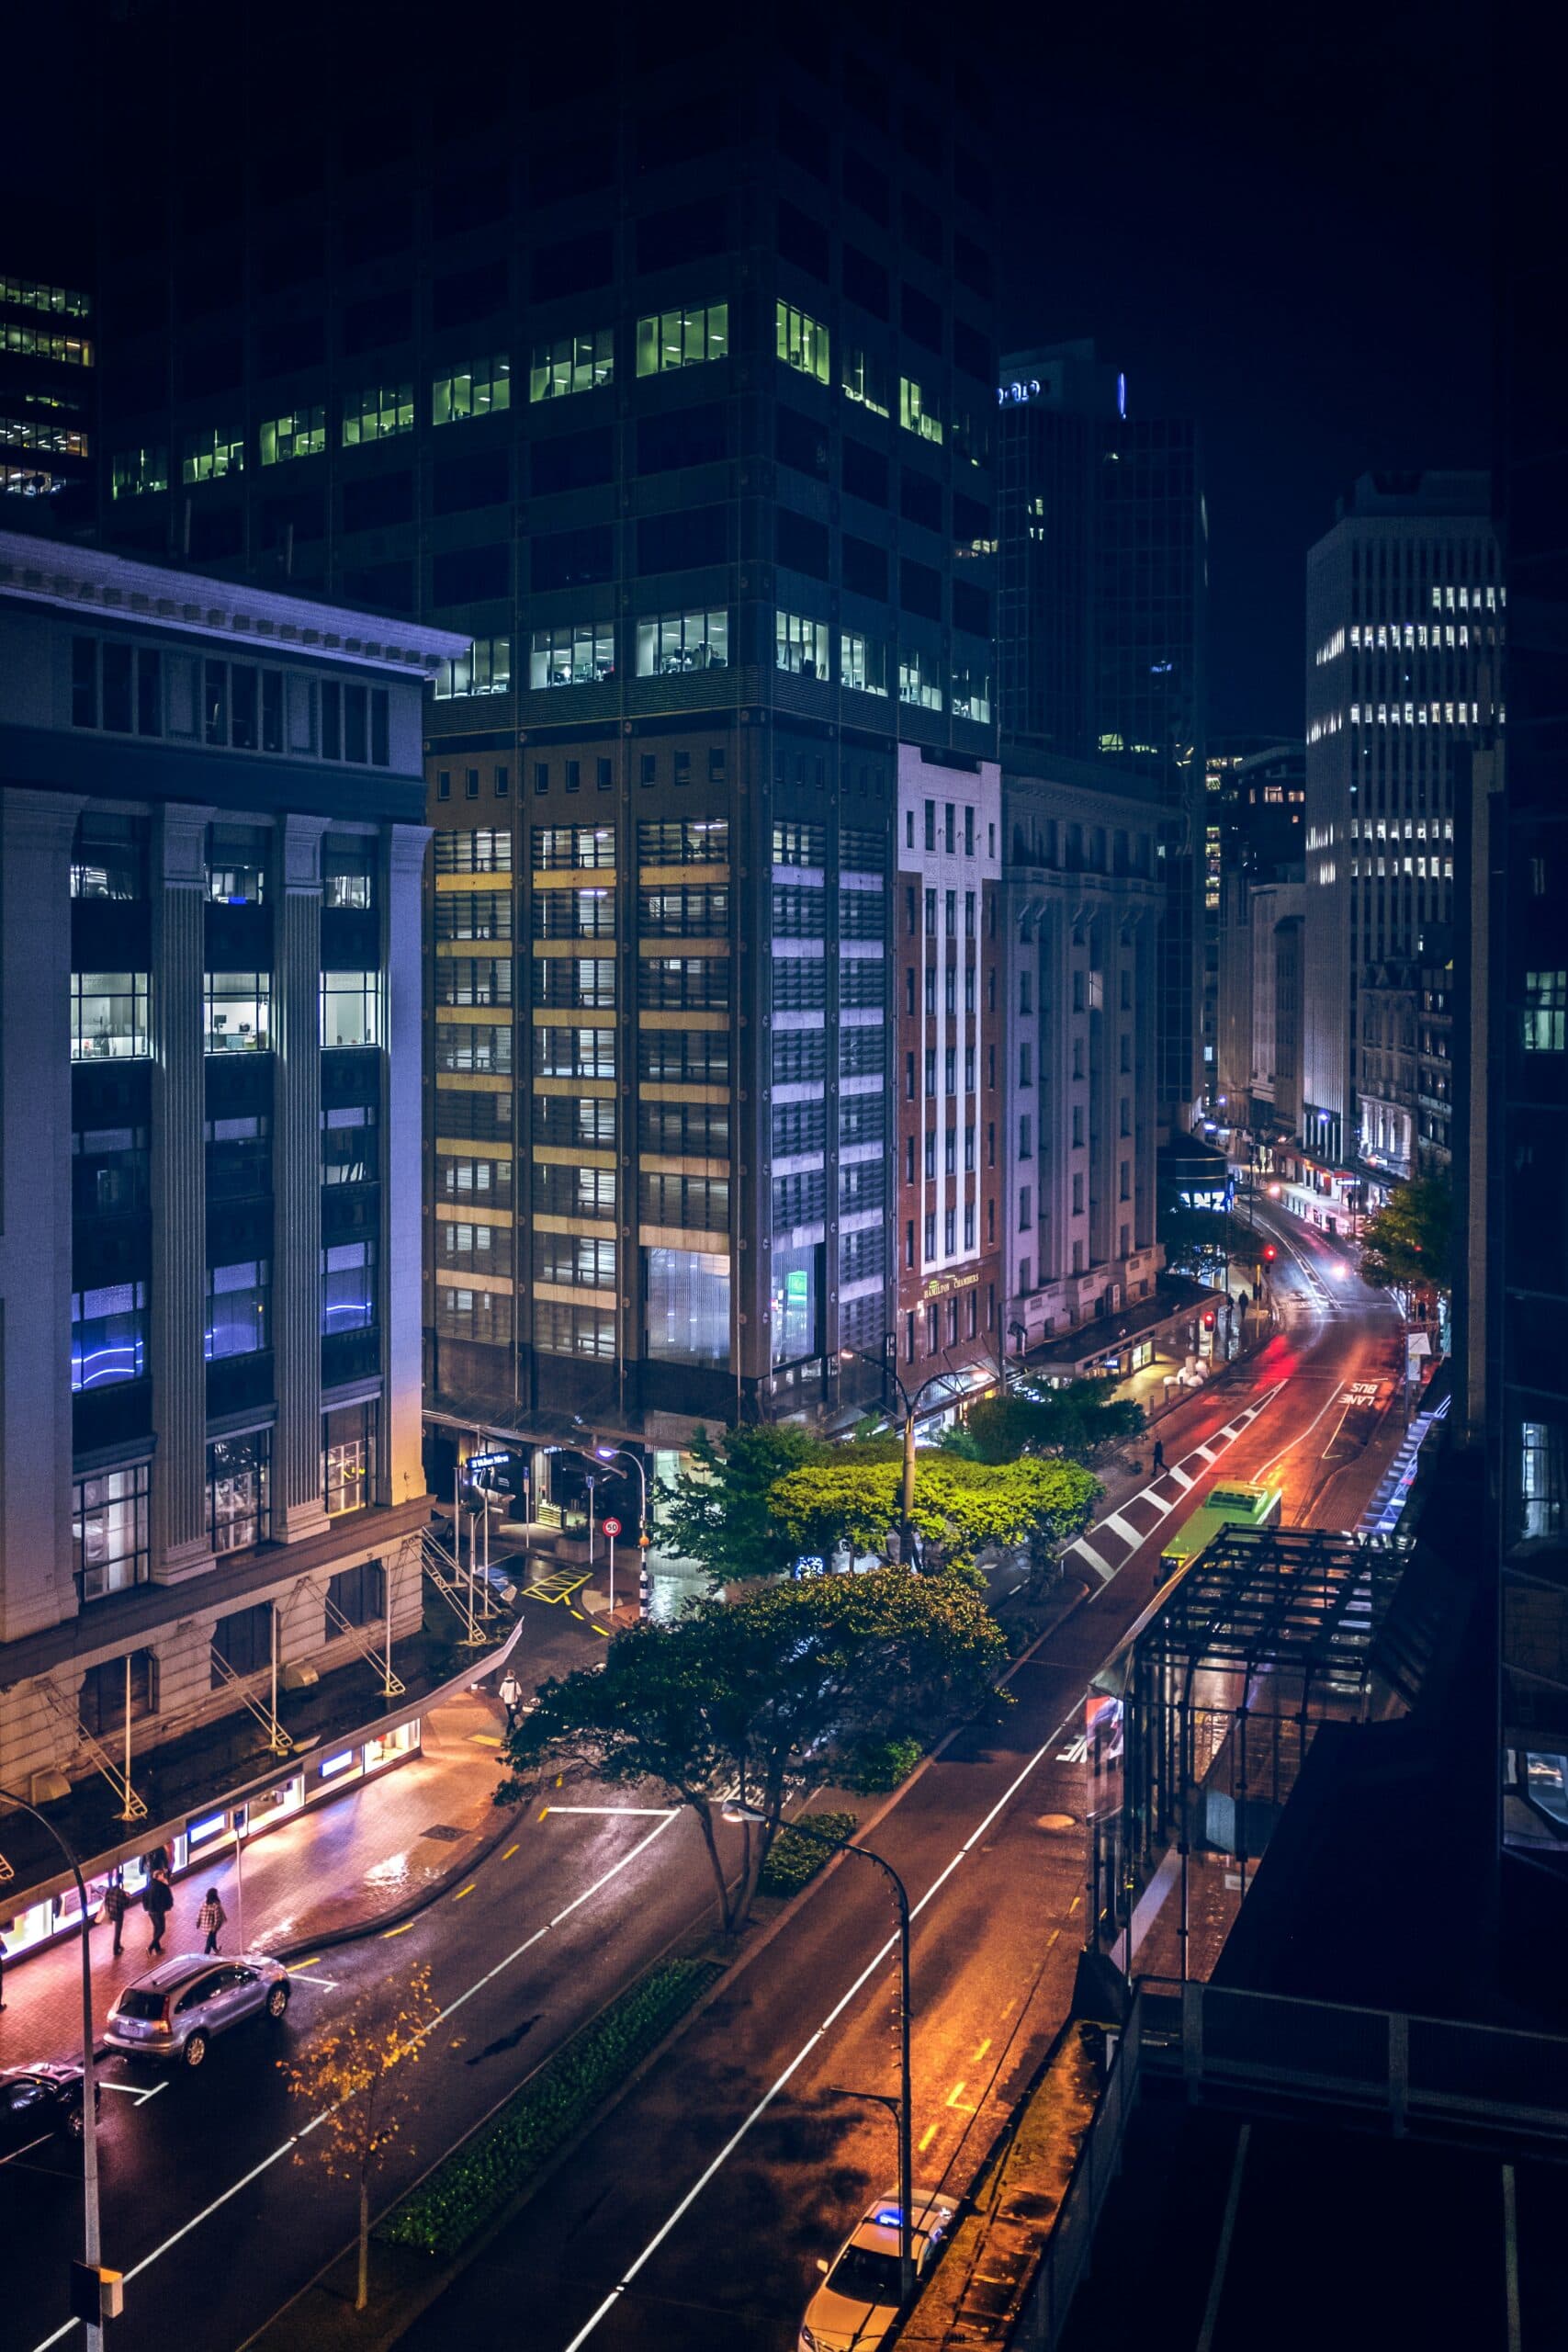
[94,2,1000,1446]
[0,532,458,1917]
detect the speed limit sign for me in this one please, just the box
[602,1516,622,1539]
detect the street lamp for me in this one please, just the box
[840,1350,962,1568]
[0,1786,107,2347]
[728,1807,915,2303]
[593,1444,649,1544]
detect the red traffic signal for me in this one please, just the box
[1202,1309,1216,1329]
[1263,1245,1277,1261]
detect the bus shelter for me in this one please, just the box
[1086,1527,1410,1979]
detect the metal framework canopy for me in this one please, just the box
[1086,1526,1412,1969]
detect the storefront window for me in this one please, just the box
[73,1464,150,1599]
[771,1243,820,1367]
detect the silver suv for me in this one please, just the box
[105,1951,291,2068]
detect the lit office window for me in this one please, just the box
[342,381,414,445]
[951,662,992,723]
[324,1403,378,1514]
[434,829,511,875]
[321,1241,376,1336]
[259,407,325,465]
[110,446,167,499]
[529,620,615,688]
[435,1020,512,1074]
[775,300,829,383]
[182,424,244,483]
[321,969,380,1049]
[1522,971,1567,1054]
[207,824,268,905]
[535,1301,616,1358]
[435,1287,514,1347]
[2,418,89,456]
[841,345,890,417]
[321,1102,378,1183]
[635,302,728,377]
[434,636,512,699]
[1,274,91,317]
[73,812,147,898]
[204,971,271,1053]
[898,647,943,710]
[1521,1421,1566,1541]
[840,631,888,695]
[206,1261,270,1360]
[72,972,149,1060]
[899,376,943,443]
[73,1465,150,1600]
[209,1434,270,1554]
[536,824,616,871]
[529,328,614,401]
[635,606,728,676]
[433,355,512,424]
[645,1248,730,1368]
[1,322,92,365]
[71,1283,147,1391]
[775,610,829,677]
[536,1024,615,1079]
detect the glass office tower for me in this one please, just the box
[95,2,999,1444]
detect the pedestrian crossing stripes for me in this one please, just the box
[1060,1382,1286,1589]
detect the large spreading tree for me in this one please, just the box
[1359,1174,1453,1296]
[951,1384,1146,1466]
[767,1451,1100,1577]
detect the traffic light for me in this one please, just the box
[1202,1309,1216,1329]
[1263,1244,1277,1261]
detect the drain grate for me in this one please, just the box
[422,1824,465,1843]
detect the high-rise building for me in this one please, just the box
[94,6,1000,1468]
[1203,735,1297,1103]
[996,340,1207,1135]
[1,256,95,523]
[1213,741,1306,1138]
[1301,471,1500,1170]
[0,530,460,1948]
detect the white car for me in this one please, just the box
[799,2188,955,2351]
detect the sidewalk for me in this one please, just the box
[0,1684,513,2064]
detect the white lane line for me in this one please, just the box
[1071,1537,1119,1583]
[286,1972,339,1988]
[1253,1383,1348,1481]
[27,1812,681,2352]
[546,1805,679,1818]
[560,1704,1083,2352]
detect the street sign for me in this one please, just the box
[602,1515,622,1538]
[468,1450,511,1471]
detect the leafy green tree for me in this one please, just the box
[658,1423,826,1586]
[1160,1203,1258,1284]
[498,1570,1006,1931]
[959,1385,1146,1465]
[769,1453,1100,1576]
[1360,1175,1453,1295]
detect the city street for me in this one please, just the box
[0,1208,1409,2352]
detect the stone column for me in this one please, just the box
[150,804,215,1583]
[0,789,85,1640]
[273,814,331,1542]
[382,823,431,1508]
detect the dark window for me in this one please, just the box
[432,257,508,330]
[344,288,412,354]
[777,96,829,180]
[340,560,415,613]
[80,1651,155,1737]
[180,334,243,399]
[530,425,614,495]
[635,98,728,173]
[527,138,615,205]
[597,757,614,790]
[212,1600,272,1679]
[777,199,830,281]
[433,543,509,605]
[954,146,994,208]
[640,752,657,786]
[189,507,243,562]
[902,190,942,262]
[841,244,889,320]
[432,164,508,238]
[342,198,412,265]
[953,581,990,637]
[899,557,942,620]
[532,525,615,591]
[842,439,888,507]
[900,469,942,532]
[954,233,992,298]
[326,1558,386,1630]
[777,509,829,581]
[637,198,729,271]
[843,534,888,600]
[842,150,890,225]
[342,469,413,534]
[900,282,942,356]
[842,51,889,129]
[637,402,727,474]
[434,447,511,514]
[261,488,325,546]
[255,315,326,377]
[637,505,727,573]
[953,319,992,385]
[953,490,991,543]
[532,229,613,301]
[775,405,829,481]
[255,233,321,297]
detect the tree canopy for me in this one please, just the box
[950,1384,1146,1466]
[1359,1175,1453,1294]
[657,1423,827,1585]
[768,1451,1100,1575]
[498,1568,1005,1930]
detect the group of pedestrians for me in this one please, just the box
[97,1860,227,1959]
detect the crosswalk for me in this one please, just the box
[1059,1383,1287,1590]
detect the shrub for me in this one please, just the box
[840,1734,923,1793]
[758,1810,859,1897]
[378,1957,722,2258]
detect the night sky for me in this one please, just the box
[11,3,1491,745]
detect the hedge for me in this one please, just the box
[758,1810,859,1897]
[840,1735,923,1793]
[378,1957,723,2258]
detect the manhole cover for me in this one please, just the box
[422,1824,465,1843]
[1038,1813,1078,1832]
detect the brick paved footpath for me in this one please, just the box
[0,1683,513,2067]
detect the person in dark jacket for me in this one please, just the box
[101,1873,130,1958]
[144,1867,174,1956]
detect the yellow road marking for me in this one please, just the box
[502,1844,520,1860]
[539,1805,550,1820]
[454,1883,476,1900]
[382,1922,412,1939]
[972,2037,992,2062]
[592,1621,611,1637]
[1047,1928,1061,1949]
[919,2122,938,2154]
[470,1733,502,1747]
[944,2080,976,2112]
[1068,1894,1082,1916]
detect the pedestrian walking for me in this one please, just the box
[1152,1439,1166,1473]
[499,1669,523,1733]
[197,1889,227,1956]
[102,1873,130,1958]
[144,1866,174,1956]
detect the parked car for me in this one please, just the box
[799,2189,955,2352]
[0,2062,96,2158]
[105,1952,290,2069]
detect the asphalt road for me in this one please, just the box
[1,1206,1408,2352]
